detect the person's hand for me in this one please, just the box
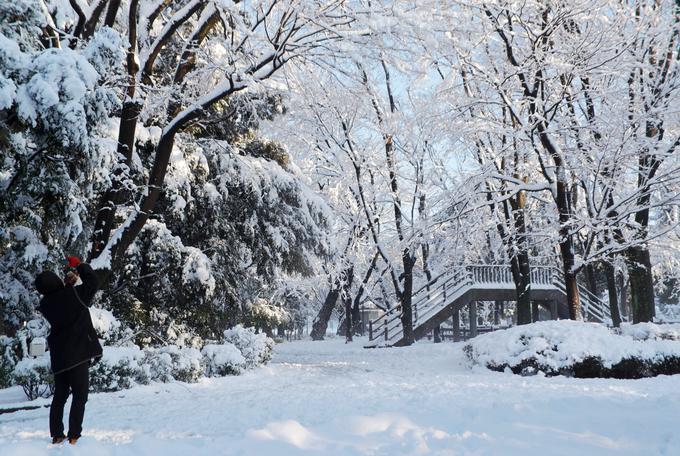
[64,271,79,287]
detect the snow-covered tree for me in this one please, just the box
[0,1,121,332]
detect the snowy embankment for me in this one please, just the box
[465,321,680,378]
[1,336,680,455]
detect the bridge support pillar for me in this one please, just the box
[452,311,461,342]
[532,302,540,322]
[469,302,478,338]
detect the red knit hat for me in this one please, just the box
[64,256,81,269]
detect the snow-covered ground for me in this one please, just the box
[1,338,678,455]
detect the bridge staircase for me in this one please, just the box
[365,265,613,348]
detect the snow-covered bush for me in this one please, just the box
[0,317,49,389]
[223,325,274,368]
[89,347,147,393]
[166,347,203,383]
[201,343,246,377]
[464,321,680,379]
[1,317,273,398]
[141,349,174,383]
[145,346,203,383]
[12,354,53,400]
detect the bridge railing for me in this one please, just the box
[530,266,555,285]
[414,270,473,325]
[578,284,610,322]
[368,267,471,344]
[412,267,469,308]
[463,264,557,286]
[467,265,512,284]
[546,266,611,323]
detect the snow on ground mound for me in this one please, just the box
[464,320,680,378]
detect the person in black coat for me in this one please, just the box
[35,257,102,445]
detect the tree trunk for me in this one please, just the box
[535,118,581,320]
[625,161,657,323]
[343,267,355,342]
[619,273,630,319]
[89,0,140,262]
[555,179,581,320]
[351,251,379,336]
[350,297,362,336]
[626,246,655,323]
[433,326,441,343]
[336,317,348,338]
[604,261,622,327]
[399,251,416,345]
[452,311,461,342]
[104,0,122,27]
[105,131,179,270]
[421,217,439,342]
[563,264,581,320]
[89,100,142,260]
[516,253,532,324]
[469,302,478,338]
[504,200,531,325]
[509,252,531,325]
[311,283,341,340]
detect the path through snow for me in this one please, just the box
[1,338,678,455]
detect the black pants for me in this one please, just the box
[50,361,89,439]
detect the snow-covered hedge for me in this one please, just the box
[90,346,147,393]
[223,325,274,368]
[146,346,203,383]
[201,343,245,376]
[4,308,275,398]
[464,321,680,378]
[2,318,50,394]
[12,354,53,400]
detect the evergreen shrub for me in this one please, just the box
[201,343,245,376]
[223,325,274,368]
[12,355,53,400]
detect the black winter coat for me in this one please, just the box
[36,263,103,374]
